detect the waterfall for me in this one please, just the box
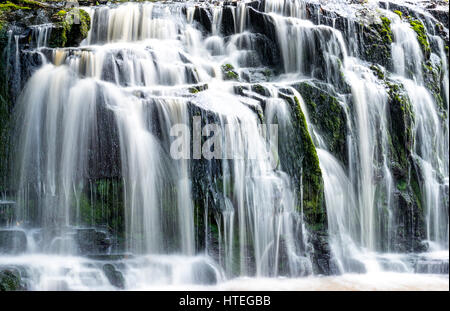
[390,14,449,250]
[265,0,448,272]
[0,0,448,290]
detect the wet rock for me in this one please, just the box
[102,263,125,289]
[221,63,239,81]
[192,6,212,34]
[309,231,339,275]
[0,229,27,254]
[292,81,349,167]
[75,228,111,255]
[87,253,134,261]
[414,258,449,274]
[48,8,91,48]
[221,6,235,35]
[0,268,24,291]
[247,6,278,45]
[192,262,218,285]
[0,201,15,226]
[277,94,326,236]
[245,32,281,69]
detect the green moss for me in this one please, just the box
[380,16,393,44]
[370,64,385,80]
[292,96,325,230]
[226,71,239,80]
[252,84,266,96]
[394,10,403,18]
[221,63,239,81]
[76,179,125,238]
[397,180,407,191]
[409,19,431,58]
[0,269,22,291]
[222,63,234,71]
[410,172,423,211]
[263,68,272,77]
[385,80,415,178]
[0,1,31,11]
[364,16,393,66]
[49,8,91,48]
[293,82,347,166]
[16,0,45,8]
[57,9,66,17]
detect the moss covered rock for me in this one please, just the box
[374,74,427,252]
[386,81,414,176]
[362,16,394,68]
[221,63,239,81]
[0,268,24,291]
[49,7,91,48]
[277,92,325,232]
[293,81,348,167]
[409,19,431,59]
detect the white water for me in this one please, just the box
[0,0,448,290]
[264,0,449,272]
[390,13,449,250]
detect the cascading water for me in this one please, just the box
[263,0,449,273]
[390,13,449,251]
[0,0,448,290]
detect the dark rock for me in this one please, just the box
[221,6,236,36]
[75,228,111,255]
[292,80,349,167]
[102,263,125,289]
[309,231,339,275]
[247,6,278,46]
[192,261,218,285]
[48,8,91,48]
[0,268,24,291]
[0,229,27,254]
[192,6,212,34]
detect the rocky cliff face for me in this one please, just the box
[0,0,448,279]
